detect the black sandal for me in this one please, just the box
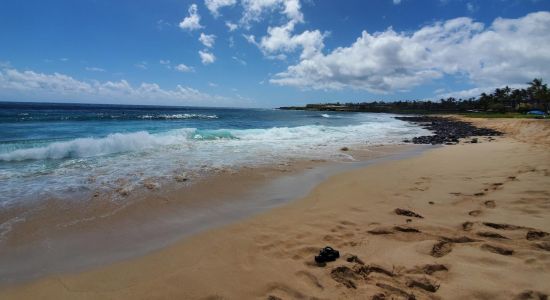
[315,246,340,263]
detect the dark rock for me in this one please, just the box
[396,116,502,145]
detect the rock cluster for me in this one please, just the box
[395,116,502,145]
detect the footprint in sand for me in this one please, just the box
[431,241,453,257]
[484,200,496,208]
[406,277,440,293]
[368,227,394,235]
[462,221,474,231]
[483,222,524,230]
[526,230,549,240]
[534,242,550,252]
[407,264,448,275]
[468,210,483,217]
[476,231,510,240]
[441,236,479,243]
[395,208,424,218]
[375,283,417,300]
[295,270,324,290]
[481,244,514,256]
[393,226,421,233]
[515,290,549,300]
[265,283,308,299]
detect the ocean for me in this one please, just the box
[0,102,430,206]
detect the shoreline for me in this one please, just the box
[1,117,549,299]
[0,142,426,285]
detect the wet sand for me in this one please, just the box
[1,118,550,299]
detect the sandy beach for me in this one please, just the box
[1,117,549,299]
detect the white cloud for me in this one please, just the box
[199,33,216,48]
[393,0,402,4]
[271,12,550,93]
[205,0,237,17]
[0,68,236,106]
[466,2,478,13]
[243,34,258,45]
[85,67,105,72]
[208,82,218,87]
[226,21,238,31]
[199,50,216,64]
[240,0,303,26]
[0,69,252,107]
[135,62,148,70]
[179,4,203,31]
[159,59,171,65]
[437,83,526,99]
[241,1,326,61]
[257,20,325,60]
[174,63,194,72]
[156,19,171,30]
[232,56,247,65]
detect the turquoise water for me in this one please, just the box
[0,102,429,205]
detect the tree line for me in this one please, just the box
[283,79,550,114]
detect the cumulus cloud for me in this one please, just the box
[240,0,303,25]
[271,12,550,93]
[0,68,233,106]
[257,20,325,60]
[205,0,237,17]
[179,4,203,31]
[174,63,194,72]
[199,33,216,48]
[199,50,216,64]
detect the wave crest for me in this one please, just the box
[0,131,188,162]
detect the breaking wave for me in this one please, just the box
[0,120,424,162]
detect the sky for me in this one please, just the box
[0,0,549,108]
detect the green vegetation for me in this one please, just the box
[281,79,550,116]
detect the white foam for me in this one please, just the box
[138,114,218,120]
[0,131,192,161]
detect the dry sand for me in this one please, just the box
[1,117,549,300]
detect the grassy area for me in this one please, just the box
[458,112,548,119]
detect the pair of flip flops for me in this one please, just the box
[315,246,340,263]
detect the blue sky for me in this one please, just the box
[0,0,549,107]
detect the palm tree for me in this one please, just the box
[527,78,548,110]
